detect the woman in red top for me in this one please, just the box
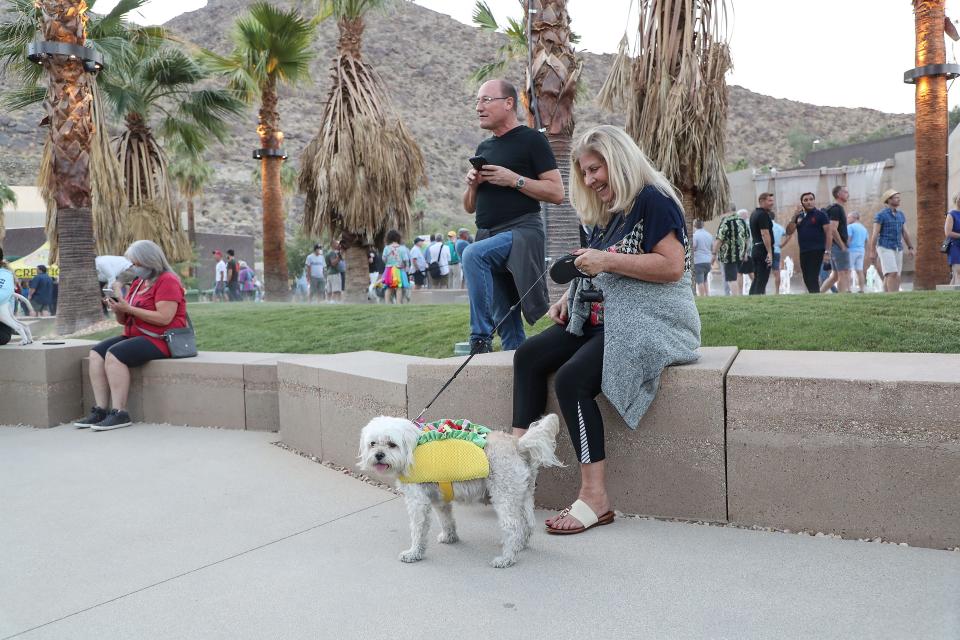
[76,240,188,431]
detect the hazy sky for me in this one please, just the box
[95,0,960,115]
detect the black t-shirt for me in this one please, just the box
[368,249,385,274]
[227,258,238,284]
[825,203,848,244]
[749,208,773,252]
[474,125,558,229]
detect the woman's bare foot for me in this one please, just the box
[545,490,610,530]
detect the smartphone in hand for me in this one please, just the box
[102,288,119,301]
[469,155,487,170]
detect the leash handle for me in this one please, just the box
[412,263,553,421]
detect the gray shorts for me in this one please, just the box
[694,262,711,284]
[831,246,851,271]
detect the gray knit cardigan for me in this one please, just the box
[566,253,701,429]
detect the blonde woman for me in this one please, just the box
[511,125,701,534]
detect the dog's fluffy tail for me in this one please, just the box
[13,293,33,316]
[517,413,563,469]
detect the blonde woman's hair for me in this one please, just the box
[953,192,960,209]
[569,125,683,227]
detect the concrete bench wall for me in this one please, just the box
[0,339,94,427]
[5,341,960,550]
[277,351,438,468]
[81,352,285,431]
[727,350,960,549]
[406,347,738,523]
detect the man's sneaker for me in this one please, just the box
[90,409,133,431]
[74,406,108,428]
[469,337,493,354]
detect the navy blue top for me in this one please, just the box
[28,272,54,305]
[793,208,831,253]
[588,185,687,253]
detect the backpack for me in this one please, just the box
[427,243,442,279]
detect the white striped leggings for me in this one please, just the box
[513,324,605,463]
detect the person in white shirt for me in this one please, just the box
[212,250,227,301]
[425,233,451,288]
[408,237,427,289]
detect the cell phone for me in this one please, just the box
[102,288,119,300]
[469,155,487,170]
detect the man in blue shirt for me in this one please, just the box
[846,211,869,292]
[869,189,915,293]
[28,264,54,316]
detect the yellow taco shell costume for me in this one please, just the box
[399,419,491,502]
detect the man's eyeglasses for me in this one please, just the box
[475,96,509,105]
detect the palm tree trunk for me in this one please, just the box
[913,0,949,289]
[340,230,371,302]
[528,0,580,300]
[186,197,196,244]
[543,134,580,299]
[39,0,102,334]
[259,77,290,300]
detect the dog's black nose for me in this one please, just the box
[375,451,385,461]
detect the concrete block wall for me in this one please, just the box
[81,352,286,430]
[277,351,438,468]
[0,340,94,427]
[406,348,737,522]
[727,350,960,549]
[5,341,960,549]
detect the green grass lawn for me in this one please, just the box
[84,291,960,358]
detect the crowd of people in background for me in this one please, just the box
[691,184,956,296]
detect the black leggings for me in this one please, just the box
[92,335,166,368]
[513,324,605,463]
[798,251,824,293]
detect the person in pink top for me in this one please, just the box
[75,240,188,431]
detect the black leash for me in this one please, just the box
[412,265,554,423]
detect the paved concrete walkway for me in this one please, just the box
[2,424,958,640]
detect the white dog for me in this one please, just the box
[0,294,33,346]
[358,414,562,568]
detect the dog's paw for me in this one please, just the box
[399,549,424,563]
[490,555,516,569]
[437,530,459,544]
[19,339,32,346]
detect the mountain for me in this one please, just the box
[0,0,915,242]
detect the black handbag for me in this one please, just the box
[941,238,952,254]
[138,314,197,358]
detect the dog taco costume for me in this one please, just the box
[399,419,491,502]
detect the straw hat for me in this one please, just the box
[881,189,900,205]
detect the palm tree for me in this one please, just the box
[598,0,731,229]
[472,1,581,295]
[299,0,425,300]
[205,2,316,300]
[912,0,950,289]
[0,179,16,243]
[15,0,105,333]
[102,44,244,262]
[169,151,214,243]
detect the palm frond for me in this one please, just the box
[0,83,45,111]
[469,60,510,86]
[471,0,499,31]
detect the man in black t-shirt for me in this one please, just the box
[821,185,851,293]
[748,192,775,295]
[461,79,564,354]
[226,249,240,302]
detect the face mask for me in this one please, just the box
[131,266,152,279]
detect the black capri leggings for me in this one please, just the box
[798,251,824,293]
[513,324,606,463]
[92,335,167,368]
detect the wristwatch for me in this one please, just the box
[514,176,525,190]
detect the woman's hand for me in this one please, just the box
[548,292,569,325]
[105,297,132,315]
[572,248,609,277]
